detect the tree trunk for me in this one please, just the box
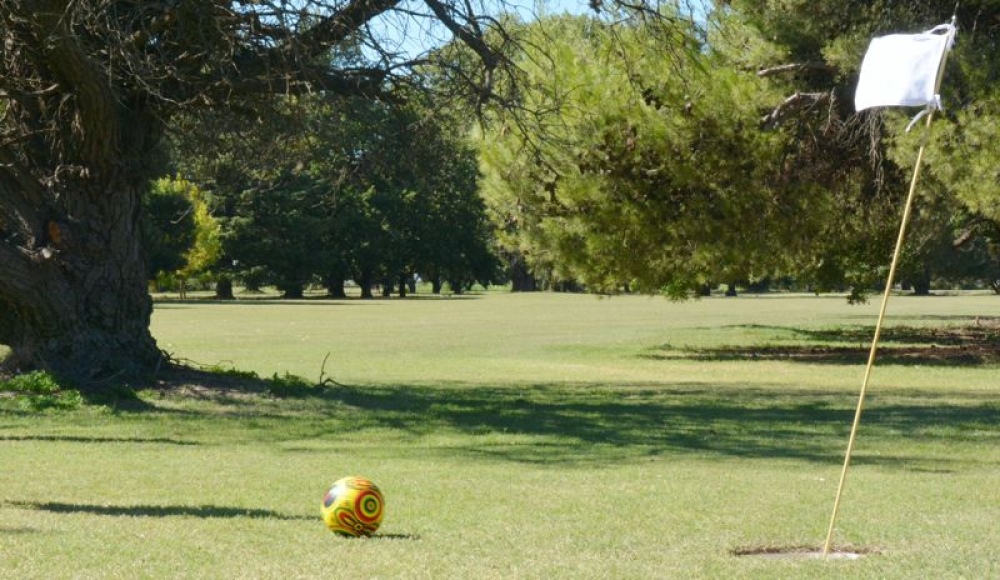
[911,268,932,296]
[357,274,374,299]
[0,6,169,389]
[282,284,305,299]
[509,256,538,292]
[215,276,235,300]
[0,175,163,387]
[326,273,347,298]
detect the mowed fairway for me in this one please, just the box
[3,292,1000,578]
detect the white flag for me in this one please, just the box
[855,24,956,112]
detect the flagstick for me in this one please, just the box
[820,109,935,558]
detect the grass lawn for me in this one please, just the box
[2,291,1000,578]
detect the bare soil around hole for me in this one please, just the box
[732,544,882,560]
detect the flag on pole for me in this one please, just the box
[824,17,957,560]
[854,23,957,113]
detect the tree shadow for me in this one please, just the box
[0,434,197,445]
[643,322,1000,366]
[6,500,311,521]
[132,370,1000,469]
[152,294,482,308]
[153,299,377,308]
[0,526,41,534]
[272,382,1000,469]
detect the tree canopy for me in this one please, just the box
[478,3,1000,298]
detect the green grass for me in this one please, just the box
[3,292,1000,578]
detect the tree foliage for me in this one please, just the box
[481,14,837,296]
[173,93,496,299]
[727,0,1000,293]
[143,177,221,288]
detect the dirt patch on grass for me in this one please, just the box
[732,544,882,560]
[650,322,1000,366]
[150,366,273,398]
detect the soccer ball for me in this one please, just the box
[321,476,384,537]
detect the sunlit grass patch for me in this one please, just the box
[3,293,1000,577]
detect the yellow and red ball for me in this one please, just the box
[321,476,384,537]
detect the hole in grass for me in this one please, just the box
[732,545,881,560]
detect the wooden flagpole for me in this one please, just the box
[821,17,956,559]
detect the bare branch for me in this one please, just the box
[423,0,499,69]
[293,0,402,58]
[28,1,121,172]
[760,91,833,129]
[757,62,837,78]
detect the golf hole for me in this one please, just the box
[732,545,879,561]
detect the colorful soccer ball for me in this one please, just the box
[321,476,384,537]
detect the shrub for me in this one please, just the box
[1,371,84,411]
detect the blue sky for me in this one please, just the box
[367,0,711,61]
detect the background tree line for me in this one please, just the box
[146,2,1000,303]
[146,93,498,299]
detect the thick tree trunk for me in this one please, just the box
[357,274,374,299]
[281,283,305,299]
[0,4,170,390]
[325,273,347,298]
[0,174,163,387]
[508,256,537,292]
[215,276,235,300]
[911,268,932,296]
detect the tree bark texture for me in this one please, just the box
[0,2,165,385]
[0,170,163,384]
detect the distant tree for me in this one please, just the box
[143,177,221,297]
[176,183,223,298]
[176,91,497,299]
[223,172,328,298]
[142,179,198,281]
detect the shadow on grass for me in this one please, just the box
[140,369,1000,468]
[0,526,41,534]
[334,386,1000,463]
[359,533,421,541]
[266,382,1000,469]
[643,322,1000,366]
[152,294,481,308]
[0,434,198,445]
[6,500,311,520]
